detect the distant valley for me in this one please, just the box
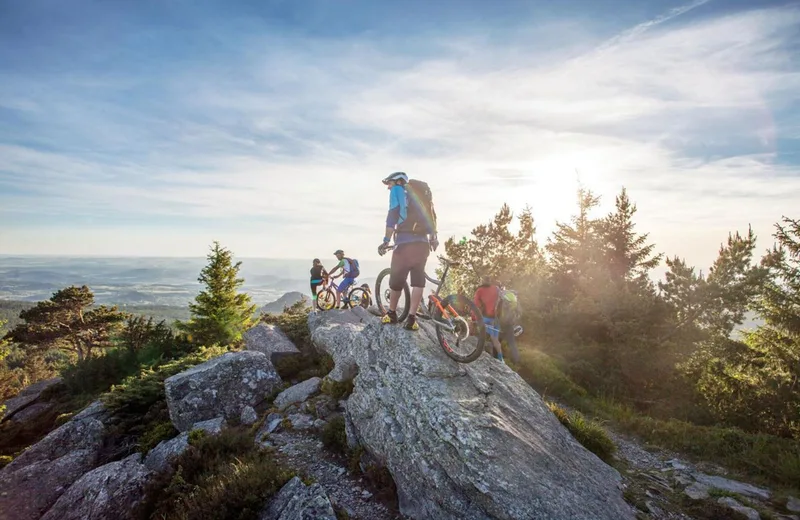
[0,256,381,329]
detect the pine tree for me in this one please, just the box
[442,204,543,293]
[180,241,256,346]
[692,218,800,438]
[600,187,663,282]
[545,187,602,296]
[4,285,127,361]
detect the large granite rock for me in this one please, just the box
[309,308,635,520]
[1,377,62,422]
[273,377,322,411]
[165,351,283,432]
[260,476,337,520]
[41,453,152,520]
[0,400,107,520]
[244,323,301,361]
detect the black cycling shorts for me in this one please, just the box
[389,241,430,290]
[310,280,324,296]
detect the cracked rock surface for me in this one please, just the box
[309,308,634,520]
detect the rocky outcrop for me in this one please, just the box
[309,308,634,520]
[164,351,283,431]
[244,323,301,361]
[274,377,322,411]
[0,400,107,520]
[260,476,337,520]
[0,377,61,422]
[41,453,152,520]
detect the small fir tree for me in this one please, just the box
[180,241,256,346]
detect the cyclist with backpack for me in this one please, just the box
[328,249,360,308]
[377,172,439,331]
[474,276,505,362]
[496,286,522,365]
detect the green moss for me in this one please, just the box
[0,455,12,469]
[136,427,294,520]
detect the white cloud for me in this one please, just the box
[1,4,799,273]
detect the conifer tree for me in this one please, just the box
[600,187,662,283]
[692,218,800,437]
[4,285,127,361]
[180,241,256,346]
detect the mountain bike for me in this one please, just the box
[375,246,486,363]
[316,274,371,311]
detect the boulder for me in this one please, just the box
[273,377,322,411]
[260,476,337,520]
[144,416,226,473]
[244,323,301,362]
[9,402,53,424]
[717,497,760,520]
[309,308,634,520]
[165,351,283,432]
[1,377,62,422]
[241,405,259,425]
[0,401,106,520]
[41,453,152,520]
[286,413,314,430]
[692,473,771,501]
[788,496,800,513]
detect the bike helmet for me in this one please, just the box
[513,325,524,337]
[382,172,408,185]
[333,249,344,256]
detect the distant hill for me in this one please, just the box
[260,292,309,315]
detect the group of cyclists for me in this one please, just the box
[309,172,521,364]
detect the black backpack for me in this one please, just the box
[397,179,437,235]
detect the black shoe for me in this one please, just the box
[381,310,398,324]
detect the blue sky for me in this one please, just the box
[1,0,799,273]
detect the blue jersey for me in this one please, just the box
[386,184,429,245]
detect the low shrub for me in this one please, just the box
[136,427,294,520]
[321,416,348,454]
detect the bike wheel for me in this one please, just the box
[346,287,370,309]
[316,288,337,311]
[374,267,411,322]
[433,294,486,363]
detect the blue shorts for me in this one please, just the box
[339,276,356,294]
[483,317,500,339]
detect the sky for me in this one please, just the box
[0,0,799,274]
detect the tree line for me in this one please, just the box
[442,186,799,440]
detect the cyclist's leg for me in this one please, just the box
[310,280,322,306]
[338,277,355,307]
[403,242,430,330]
[501,326,520,364]
[386,246,412,313]
[484,317,503,360]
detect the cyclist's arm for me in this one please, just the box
[384,185,404,242]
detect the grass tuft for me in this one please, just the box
[546,401,616,463]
